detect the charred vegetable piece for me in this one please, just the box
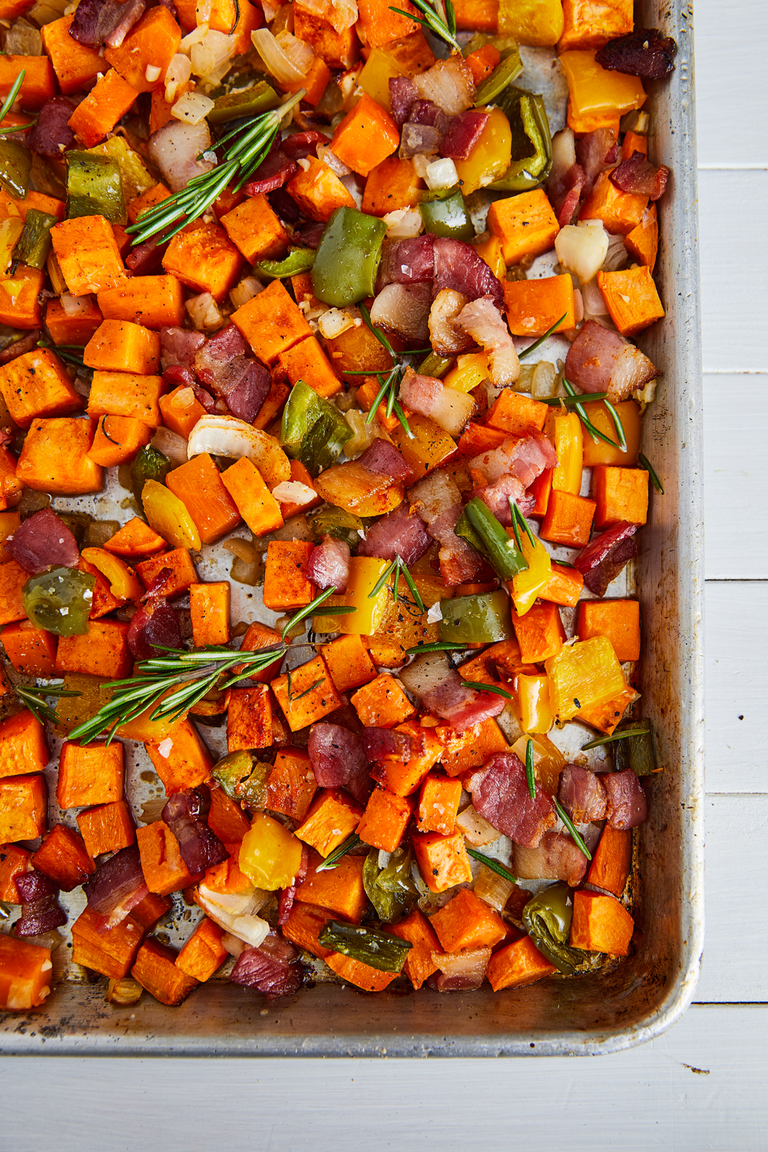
[473,42,523,106]
[13,209,58,270]
[256,249,316,279]
[604,720,659,776]
[522,882,598,975]
[23,566,96,638]
[362,847,418,923]
[419,188,475,241]
[311,207,388,307]
[67,151,126,223]
[307,506,365,546]
[318,919,412,972]
[455,497,528,580]
[280,379,352,477]
[131,445,171,505]
[208,81,280,125]
[0,140,32,199]
[417,352,453,378]
[438,589,513,644]
[489,88,552,192]
[211,750,271,810]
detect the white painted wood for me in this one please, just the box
[694,0,768,168]
[704,375,768,578]
[696,795,768,1002]
[2,1006,768,1151]
[698,170,768,374]
[705,582,768,792]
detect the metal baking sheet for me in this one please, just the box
[0,0,704,1055]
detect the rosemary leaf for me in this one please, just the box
[467,849,517,885]
[460,680,514,700]
[517,313,567,360]
[368,558,397,599]
[0,70,25,125]
[316,833,362,871]
[604,398,628,451]
[389,0,460,51]
[405,642,466,654]
[638,453,664,494]
[553,798,592,860]
[525,738,536,800]
[581,726,652,749]
[398,559,425,613]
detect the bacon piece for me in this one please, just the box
[564,320,660,403]
[15,894,68,937]
[428,289,473,357]
[431,946,490,991]
[126,237,166,276]
[574,521,638,596]
[294,221,326,250]
[361,727,415,762]
[378,235,436,288]
[576,127,619,196]
[610,151,669,201]
[83,846,149,929]
[193,323,271,421]
[467,752,555,848]
[412,54,475,117]
[281,130,330,160]
[370,282,432,345]
[398,368,443,419]
[389,76,418,126]
[557,764,607,824]
[400,122,442,158]
[409,99,450,132]
[357,502,432,565]
[473,475,535,526]
[513,830,589,887]
[433,237,504,310]
[440,110,489,161]
[6,507,80,575]
[160,326,206,371]
[358,439,412,481]
[307,723,370,804]
[244,153,300,196]
[128,567,182,659]
[278,845,308,927]
[70,0,145,47]
[162,365,215,412]
[470,433,558,489]
[26,97,76,157]
[230,931,302,999]
[148,121,214,193]
[595,29,678,79]
[162,787,228,877]
[409,471,486,586]
[307,535,351,592]
[457,296,520,386]
[548,128,586,225]
[421,669,505,733]
[604,768,647,829]
[0,329,42,365]
[16,870,58,903]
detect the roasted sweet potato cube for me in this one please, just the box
[324,951,398,991]
[0,710,49,779]
[136,820,194,895]
[296,851,367,922]
[162,220,244,303]
[412,829,473,893]
[0,934,54,1010]
[0,775,47,842]
[357,787,413,852]
[0,347,82,429]
[486,934,557,991]
[56,620,132,679]
[32,824,95,891]
[207,786,250,848]
[350,673,415,729]
[131,938,199,1005]
[570,889,634,956]
[265,747,317,823]
[176,916,228,982]
[71,906,144,979]
[77,799,135,858]
[144,719,213,795]
[369,721,442,797]
[430,888,507,953]
[227,685,273,751]
[0,843,32,903]
[271,656,342,732]
[389,908,440,990]
[57,740,124,808]
[281,900,334,959]
[294,788,362,858]
[135,548,197,598]
[417,773,462,835]
[434,718,509,778]
[320,633,376,693]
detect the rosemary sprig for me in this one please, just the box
[562,378,624,448]
[581,726,652,750]
[405,641,466,654]
[358,303,414,437]
[126,90,305,246]
[68,588,349,744]
[517,313,567,360]
[604,398,627,451]
[368,555,425,613]
[15,684,82,726]
[553,797,592,860]
[638,453,664,494]
[541,392,609,406]
[0,70,25,125]
[289,676,324,702]
[37,341,86,370]
[525,738,536,800]
[316,833,362,872]
[509,498,536,550]
[460,680,514,700]
[389,0,460,52]
[467,849,517,885]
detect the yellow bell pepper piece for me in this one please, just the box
[453,106,513,195]
[81,547,143,602]
[517,673,554,734]
[141,478,202,551]
[358,48,404,111]
[239,812,303,891]
[442,351,492,394]
[510,533,552,617]
[498,0,564,45]
[512,732,566,794]
[313,556,391,636]
[389,413,456,480]
[545,635,627,722]
[547,410,583,494]
[559,51,647,123]
[474,234,506,282]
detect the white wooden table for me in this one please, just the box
[2,2,767,1147]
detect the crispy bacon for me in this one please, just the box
[357,502,432,565]
[128,566,182,659]
[281,130,330,160]
[14,894,68,937]
[431,946,490,991]
[400,122,442,157]
[389,76,418,126]
[514,830,589,887]
[473,475,535,526]
[358,439,412,480]
[564,320,660,403]
[361,727,415,762]
[16,870,58,904]
[412,54,475,117]
[307,723,369,804]
[378,235,435,287]
[595,29,678,79]
[409,471,486,586]
[398,368,443,418]
[457,296,520,386]
[440,110,489,160]
[548,128,586,226]
[230,932,302,999]
[470,434,558,489]
[433,238,504,309]
[604,769,648,829]
[610,151,670,201]
[162,787,228,876]
[6,508,80,575]
[370,282,432,345]
[307,535,351,592]
[148,121,214,193]
[160,326,206,370]
[125,237,166,276]
[84,846,149,929]
[467,752,555,848]
[576,127,619,196]
[574,521,638,597]
[557,764,608,823]
[26,97,76,156]
[193,324,271,421]
[70,0,145,47]
[421,669,505,733]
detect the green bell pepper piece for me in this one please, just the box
[131,444,171,504]
[438,589,513,644]
[318,919,412,972]
[419,188,475,241]
[211,751,270,809]
[455,497,528,580]
[362,847,418,923]
[67,151,126,223]
[0,140,31,199]
[474,51,523,106]
[280,379,352,477]
[57,511,92,547]
[522,882,602,975]
[417,352,453,378]
[207,81,280,125]
[307,505,364,547]
[256,248,315,279]
[23,566,96,638]
[613,719,659,776]
[12,209,57,270]
[311,206,388,307]
[489,88,553,192]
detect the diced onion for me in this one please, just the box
[145,64,162,83]
[473,863,515,911]
[424,157,459,191]
[185,291,224,332]
[171,91,214,124]
[59,293,92,317]
[317,307,356,340]
[229,277,264,309]
[316,144,350,177]
[4,19,43,54]
[151,427,188,464]
[252,27,307,84]
[271,481,318,506]
[383,208,423,238]
[222,538,258,563]
[342,409,376,456]
[187,415,292,488]
[555,221,609,283]
[165,53,192,103]
[190,29,237,85]
[530,360,559,399]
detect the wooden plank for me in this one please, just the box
[699,171,768,374]
[695,0,768,168]
[705,583,768,792]
[1,1006,768,1150]
[704,375,768,578]
[695,795,768,1002]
